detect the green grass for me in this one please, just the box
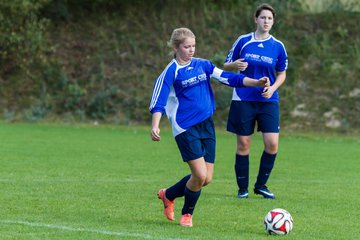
[0,123,359,239]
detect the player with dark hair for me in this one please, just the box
[149,27,269,227]
[223,3,288,199]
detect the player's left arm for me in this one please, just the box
[205,59,268,88]
[211,66,269,88]
[262,44,288,99]
[262,71,286,99]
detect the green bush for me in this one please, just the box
[0,0,359,132]
[0,0,49,73]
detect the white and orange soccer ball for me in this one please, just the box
[264,208,294,235]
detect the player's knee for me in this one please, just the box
[203,175,213,186]
[192,173,206,187]
[237,142,250,154]
[265,142,278,153]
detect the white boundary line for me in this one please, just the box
[0,220,189,240]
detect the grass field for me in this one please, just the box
[0,122,359,239]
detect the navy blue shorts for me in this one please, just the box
[227,101,280,135]
[175,117,216,163]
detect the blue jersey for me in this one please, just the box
[149,57,249,137]
[225,32,288,102]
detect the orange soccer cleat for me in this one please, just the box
[180,213,193,227]
[157,188,175,221]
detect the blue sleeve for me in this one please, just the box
[149,62,175,114]
[204,60,246,88]
[276,43,288,72]
[211,67,246,88]
[224,36,242,63]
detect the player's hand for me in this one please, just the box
[234,59,248,71]
[258,77,270,87]
[262,86,275,99]
[151,127,161,141]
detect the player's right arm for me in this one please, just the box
[149,61,176,114]
[223,36,246,72]
[224,59,248,72]
[151,112,162,141]
[149,61,176,141]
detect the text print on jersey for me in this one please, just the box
[181,73,207,88]
[245,53,273,65]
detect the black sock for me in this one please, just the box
[165,174,191,201]
[255,151,276,188]
[235,154,249,190]
[182,186,201,215]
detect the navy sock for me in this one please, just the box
[255,151,277,188]
[165,174,191,201]
[235,154,249,190]
[182,186,201,215]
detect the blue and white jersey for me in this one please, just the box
[225,32,288,102]
[149,57,248,137]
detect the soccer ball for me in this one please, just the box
[264,208,293,235]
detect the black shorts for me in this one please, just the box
[175,117,216,163]
[227,101,280,135]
